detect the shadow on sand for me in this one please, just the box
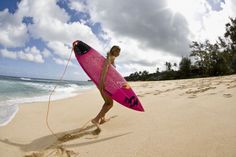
[0,115,132,156]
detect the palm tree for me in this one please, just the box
[165,62,172,71]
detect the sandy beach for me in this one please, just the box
[0,75,236,157]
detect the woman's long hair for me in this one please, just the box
[106,45,120,67]
[106,45,120,58]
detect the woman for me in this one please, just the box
[91,45,121,129]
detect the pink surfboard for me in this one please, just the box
[73,40,144,112]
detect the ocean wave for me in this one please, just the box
[0,76,95,127]
[0,85,94,127]
[20,77,32,81]
[0,104,19,127]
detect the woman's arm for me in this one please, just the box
[99,59,110,90]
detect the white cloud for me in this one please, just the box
[18,46,44,63]
[0,49,17,59]
[7,0,104,63]
[18,0,69,23]
[0,47,44,63]
[73,71,80,76]
[0,9,28,48]
[52,57,75,66]
[17,0,103,51]
[68,0,190,75]
[188,0,236,43]
[108,37,181,74]
[67,0,236,75]
[69,0,87,12]
[85,0,190,57]
[47,41,72,59]
[227,0,236,16]
[42,49,51,58]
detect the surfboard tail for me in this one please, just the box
[133,104,145,112]
[113,90,145,112]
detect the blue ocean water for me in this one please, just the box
[0,75,94,126]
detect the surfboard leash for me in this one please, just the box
[45,48,73,139]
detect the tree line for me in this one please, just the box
[125,17,236,81]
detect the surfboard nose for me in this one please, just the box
[73,40,91,55]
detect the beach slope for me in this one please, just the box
[0,75,236,157]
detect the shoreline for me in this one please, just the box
[0,75,236,157]
[0,104,19,127]
[0,85,95,127]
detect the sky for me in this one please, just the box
[0,0,235,81]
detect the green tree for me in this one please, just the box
[179,57,191,77]
[141,70,149,81]
[190,40,224,76]
[225,17,236,49]
[165,62,172,71]
[224,17,236,73]
[173,63,177,67]
[190,41,206,75]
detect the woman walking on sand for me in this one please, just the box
[91,45,121,129]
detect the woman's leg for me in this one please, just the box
[92,90,113,124]
[99,97,113,123]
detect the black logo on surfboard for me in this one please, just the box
[124,96,138,108]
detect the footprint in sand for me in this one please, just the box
[137,92,153,97]
[223,93,232,98]
[188,94,197,98]
[227,84,236,89]
[153,89,163,95]
[25,146,78,157]
[58,127,100,142]
[179,93,185,96]
[208,93,216,95]
[137,94,145,97]
[186,86,216,94]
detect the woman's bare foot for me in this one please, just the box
[99,117,109,124]
[91,119,101,131]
